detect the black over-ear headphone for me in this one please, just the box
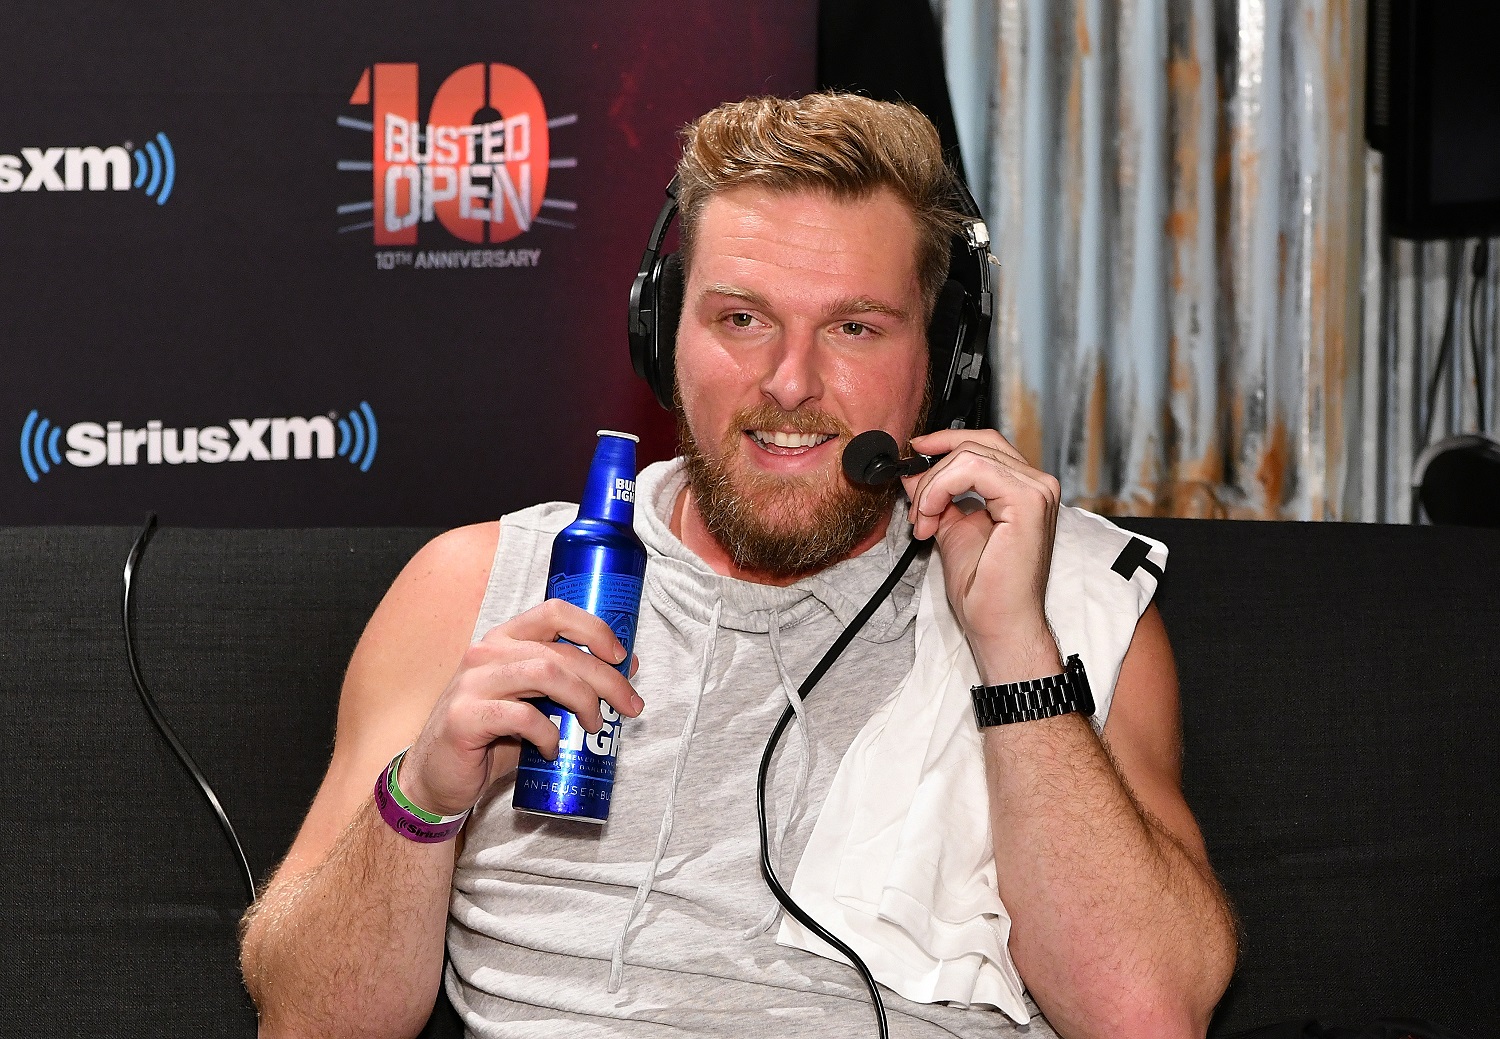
[628,174,995,433]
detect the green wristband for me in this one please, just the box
[387,749,468,825]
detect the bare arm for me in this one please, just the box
[979,605,1236,1039]
[240,524,493,1038]
[904,430,1236,1039]
[239,522,643,1039]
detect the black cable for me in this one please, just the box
[755,535,926,1039]
[1423,247,1467,445]
[122,513,257,905]
[1470,241,1489,432]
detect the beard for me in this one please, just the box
[678,399,911,581]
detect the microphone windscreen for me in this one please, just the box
[843,430,901,485]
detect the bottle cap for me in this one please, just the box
[596,429,640,443]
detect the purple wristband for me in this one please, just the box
[374,753,469,843]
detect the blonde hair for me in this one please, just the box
[675,93,965,317]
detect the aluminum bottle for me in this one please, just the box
[512,430,646,823]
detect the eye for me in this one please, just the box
[729,312,755,328]
[840,321,869,337]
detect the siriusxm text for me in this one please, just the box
[0,147,130,192]
[64,417,339,467]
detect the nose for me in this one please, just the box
[760,322,823,412]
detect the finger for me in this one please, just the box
[915,443,1056,503]
[491,599,629,666]
[535,641,645,722]
[478,699,562,761]
[447,656,601,736]
[908,448,1058,540]
[464,627,644,723]
[902,438,1032,522]
[906,444,1001,522]
[919,451,1059,526]
[910,428,1030,467]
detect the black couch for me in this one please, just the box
[3,519,1497,1038]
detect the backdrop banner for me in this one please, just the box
[3,2,813,525]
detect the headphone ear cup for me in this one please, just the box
[923,279,970,433]
[649,252,685,410]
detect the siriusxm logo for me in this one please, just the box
[0,133,176,204]
[19,402,378,483]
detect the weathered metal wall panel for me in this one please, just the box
[1388,238,1419,522]
[1164,0,1222,515]
[1356,147,1385,521]
[952,0,1370,519]
[943,0,1497,520]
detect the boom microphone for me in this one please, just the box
[842,430,943,486]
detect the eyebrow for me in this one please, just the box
[699,284,911,323]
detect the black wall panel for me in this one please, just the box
[2,2,814,525]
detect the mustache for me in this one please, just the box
[731,404,852,439]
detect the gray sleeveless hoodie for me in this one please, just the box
[445,459,1090,1038]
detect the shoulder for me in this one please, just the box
[500,500,578,537]
[1043,506,1170,726]
[272,520,505,877]
[408,520,501,579]
[340,522,499,720]
[372,519,498,627]
[372,499,577,612]
[347,499,582,688]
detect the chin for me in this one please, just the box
[730,452,842,507]
[684,441,896,578]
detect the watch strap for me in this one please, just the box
[970,654,1094,727]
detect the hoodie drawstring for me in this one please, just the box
[742,609,809,939]
[608,600,723,992]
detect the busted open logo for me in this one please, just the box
[337,62,577,255]
[19,403,378,483]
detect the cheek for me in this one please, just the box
[674,337,744,437]
[828,349,928,428]
[675,346,714,408]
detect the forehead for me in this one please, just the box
[685,185,922,304]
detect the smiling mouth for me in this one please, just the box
[747,430,838,452]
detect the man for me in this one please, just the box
[241,93,1236,1039]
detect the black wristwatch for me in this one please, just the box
[970,654,1094,727]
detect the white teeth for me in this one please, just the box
[752,430,834,449]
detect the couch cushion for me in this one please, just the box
[1122,518,1500,1039]
[5,519,1496,1038]
[0,525,435,1037]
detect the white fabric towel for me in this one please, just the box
[776,506,1167,1022]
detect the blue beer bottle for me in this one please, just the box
[512,430,647,823]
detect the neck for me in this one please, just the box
[669,486,893,587]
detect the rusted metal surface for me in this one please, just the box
[1163,0,1221,515]
[1388,237,1419,523]
[943,0,1498,521]
[1356,147,1386,521]
[989,0,1040,466]
[956,0,1366,519]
